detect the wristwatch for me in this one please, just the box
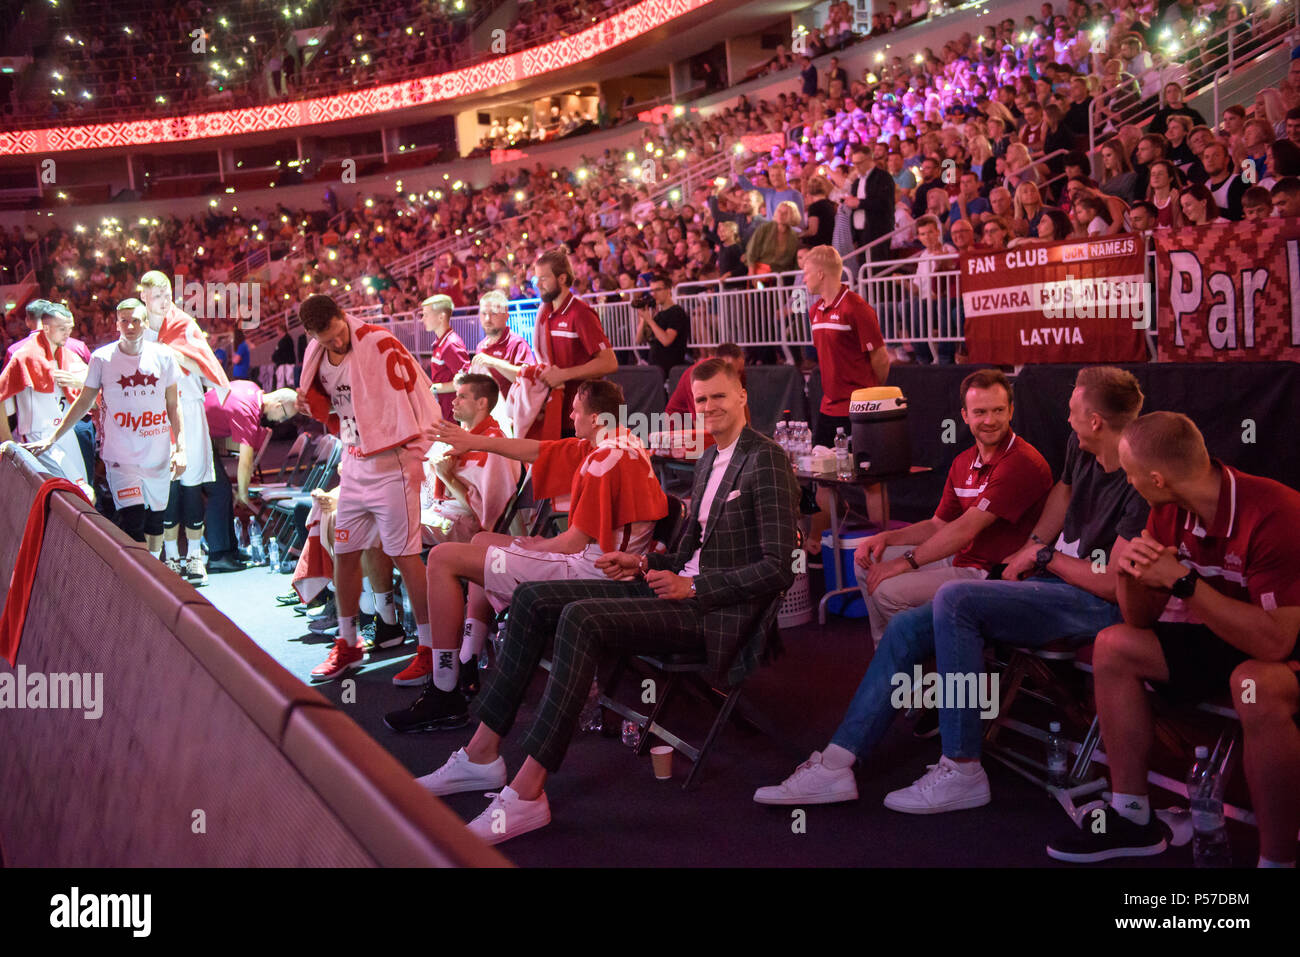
[903,549,920,570]
[1033,545,1055,575]
[1171,567,1200,600]
[689,580,697,597]
[638,554,650,578]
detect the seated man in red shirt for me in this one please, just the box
[1047,413,1300,866]
[755,368,1053,807]
[383,378,667,734]
[803,245,890,549]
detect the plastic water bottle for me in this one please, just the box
[579,677,603,733]
[834,427,853,480]
[248,518,264,565]
[1046,720,1068,787]
[266,536,280,573]
[775,420,789,457]
[800,421,813,455]
[621,719,641,748]
[1188,745,1231,867]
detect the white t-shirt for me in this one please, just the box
[5,386,66,443]
[85,340,181,468]
[682,436,738,577]
[317,351,359,447]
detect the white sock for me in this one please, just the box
[374,590,397,625]
[327,582,335,593]
[433,648,459,692]
[1111,792,1150,826]
[338,615,359,644]
[820,743,855,770]
[416,621,432,648]
[164,539,179,560]
[460,618,488,663]
[359,578,375,616]
[1259,857,1295,868]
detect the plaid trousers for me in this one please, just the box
[471,578,706,773]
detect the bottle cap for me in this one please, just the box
[1049,721,1061,732]
[1194,745,1209,759]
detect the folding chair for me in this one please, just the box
[491,468,533,536]
[247,431,309,496]
[261,436,342,552]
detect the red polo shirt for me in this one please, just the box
[534,291,610,422]
[810,283,886,416]
[477,329,534,398]
[430,327,469,420]
[935,430,1053,570]
[1147,462,1300,628]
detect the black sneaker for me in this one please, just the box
[372,618,407,650]
[306,595,337,620]
[1046,806,1169,863]
[383,683,470,733]
[912,709,940,739]
[292,590,330,614]
[360,621,379,652]
[459,655,480,698]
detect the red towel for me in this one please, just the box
[0,477,89,666]
[0,328,78,405]
[158,303,231,400]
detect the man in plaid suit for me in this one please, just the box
[417,357,800,844]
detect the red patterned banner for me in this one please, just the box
[0,0,713,157]
[740,133,785,154]
[1154,218,1300,362]
[961,234,1149,363]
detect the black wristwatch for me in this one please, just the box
[1171,567,1200,600]
[903,549,920,570]
[1033,545,1055,574]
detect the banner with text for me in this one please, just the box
[961,235,1149,363]
[1154,218,1300,362]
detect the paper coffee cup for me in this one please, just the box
[650,745,673,780]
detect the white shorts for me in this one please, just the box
[333,446,424,557]
[177,392,215,486]
[421,500,480,546]
[481,542,606,613]
[107,461,172,511]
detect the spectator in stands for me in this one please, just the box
[636,273,690,378]
[949,217,977,253]
[1146,159,1184,228]
[841,146,895,262]
[230,327,251,380]
[1149,82,1206,136]
[1272,177,1300,218]
[1128,200,1159,233]
[1286,107,1300,148]
[1179,184,1229,226]
[1202,141,1247,221]
[531,248,618,436]
[801,176,839,250]
[911,155,948,219]
[899,215,959,364]
[272,323,297,390]
[755,369,1053,804]
[886,367,1148,813]
[1028,208,1073,242]
[745,200,802,275]
[421,294,470,421]
[1072,194,1114,236]
[949,170,991,223]
[1241,118,1275,181]
[715,221,746,280]
[1265,139,1300,190]
[800,55,819,97]
[1012,181,1046,237]
[1241,185,1273,222]
[735,159,805,219]
[978,216,1012,250]
[423,358,797,844]
[1046,412,1300,865]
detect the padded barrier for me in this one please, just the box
[0,444,508,868]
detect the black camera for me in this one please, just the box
[633,291,658,310]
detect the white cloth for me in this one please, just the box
[317,351,359,446]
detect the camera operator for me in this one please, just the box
[635,274,690,378]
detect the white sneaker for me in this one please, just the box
[883,756,991,814]
[416,748,507,796]
[465,786,551,846]
[753,751,859,806]
[185,553,208,585]
[163,557,186,576]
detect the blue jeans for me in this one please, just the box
[931,576,1123,760]
[830,602,936,760]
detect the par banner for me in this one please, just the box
[1154,218,1300,362]
[960,235,1149,363]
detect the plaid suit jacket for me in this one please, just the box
[649,425,799,685]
